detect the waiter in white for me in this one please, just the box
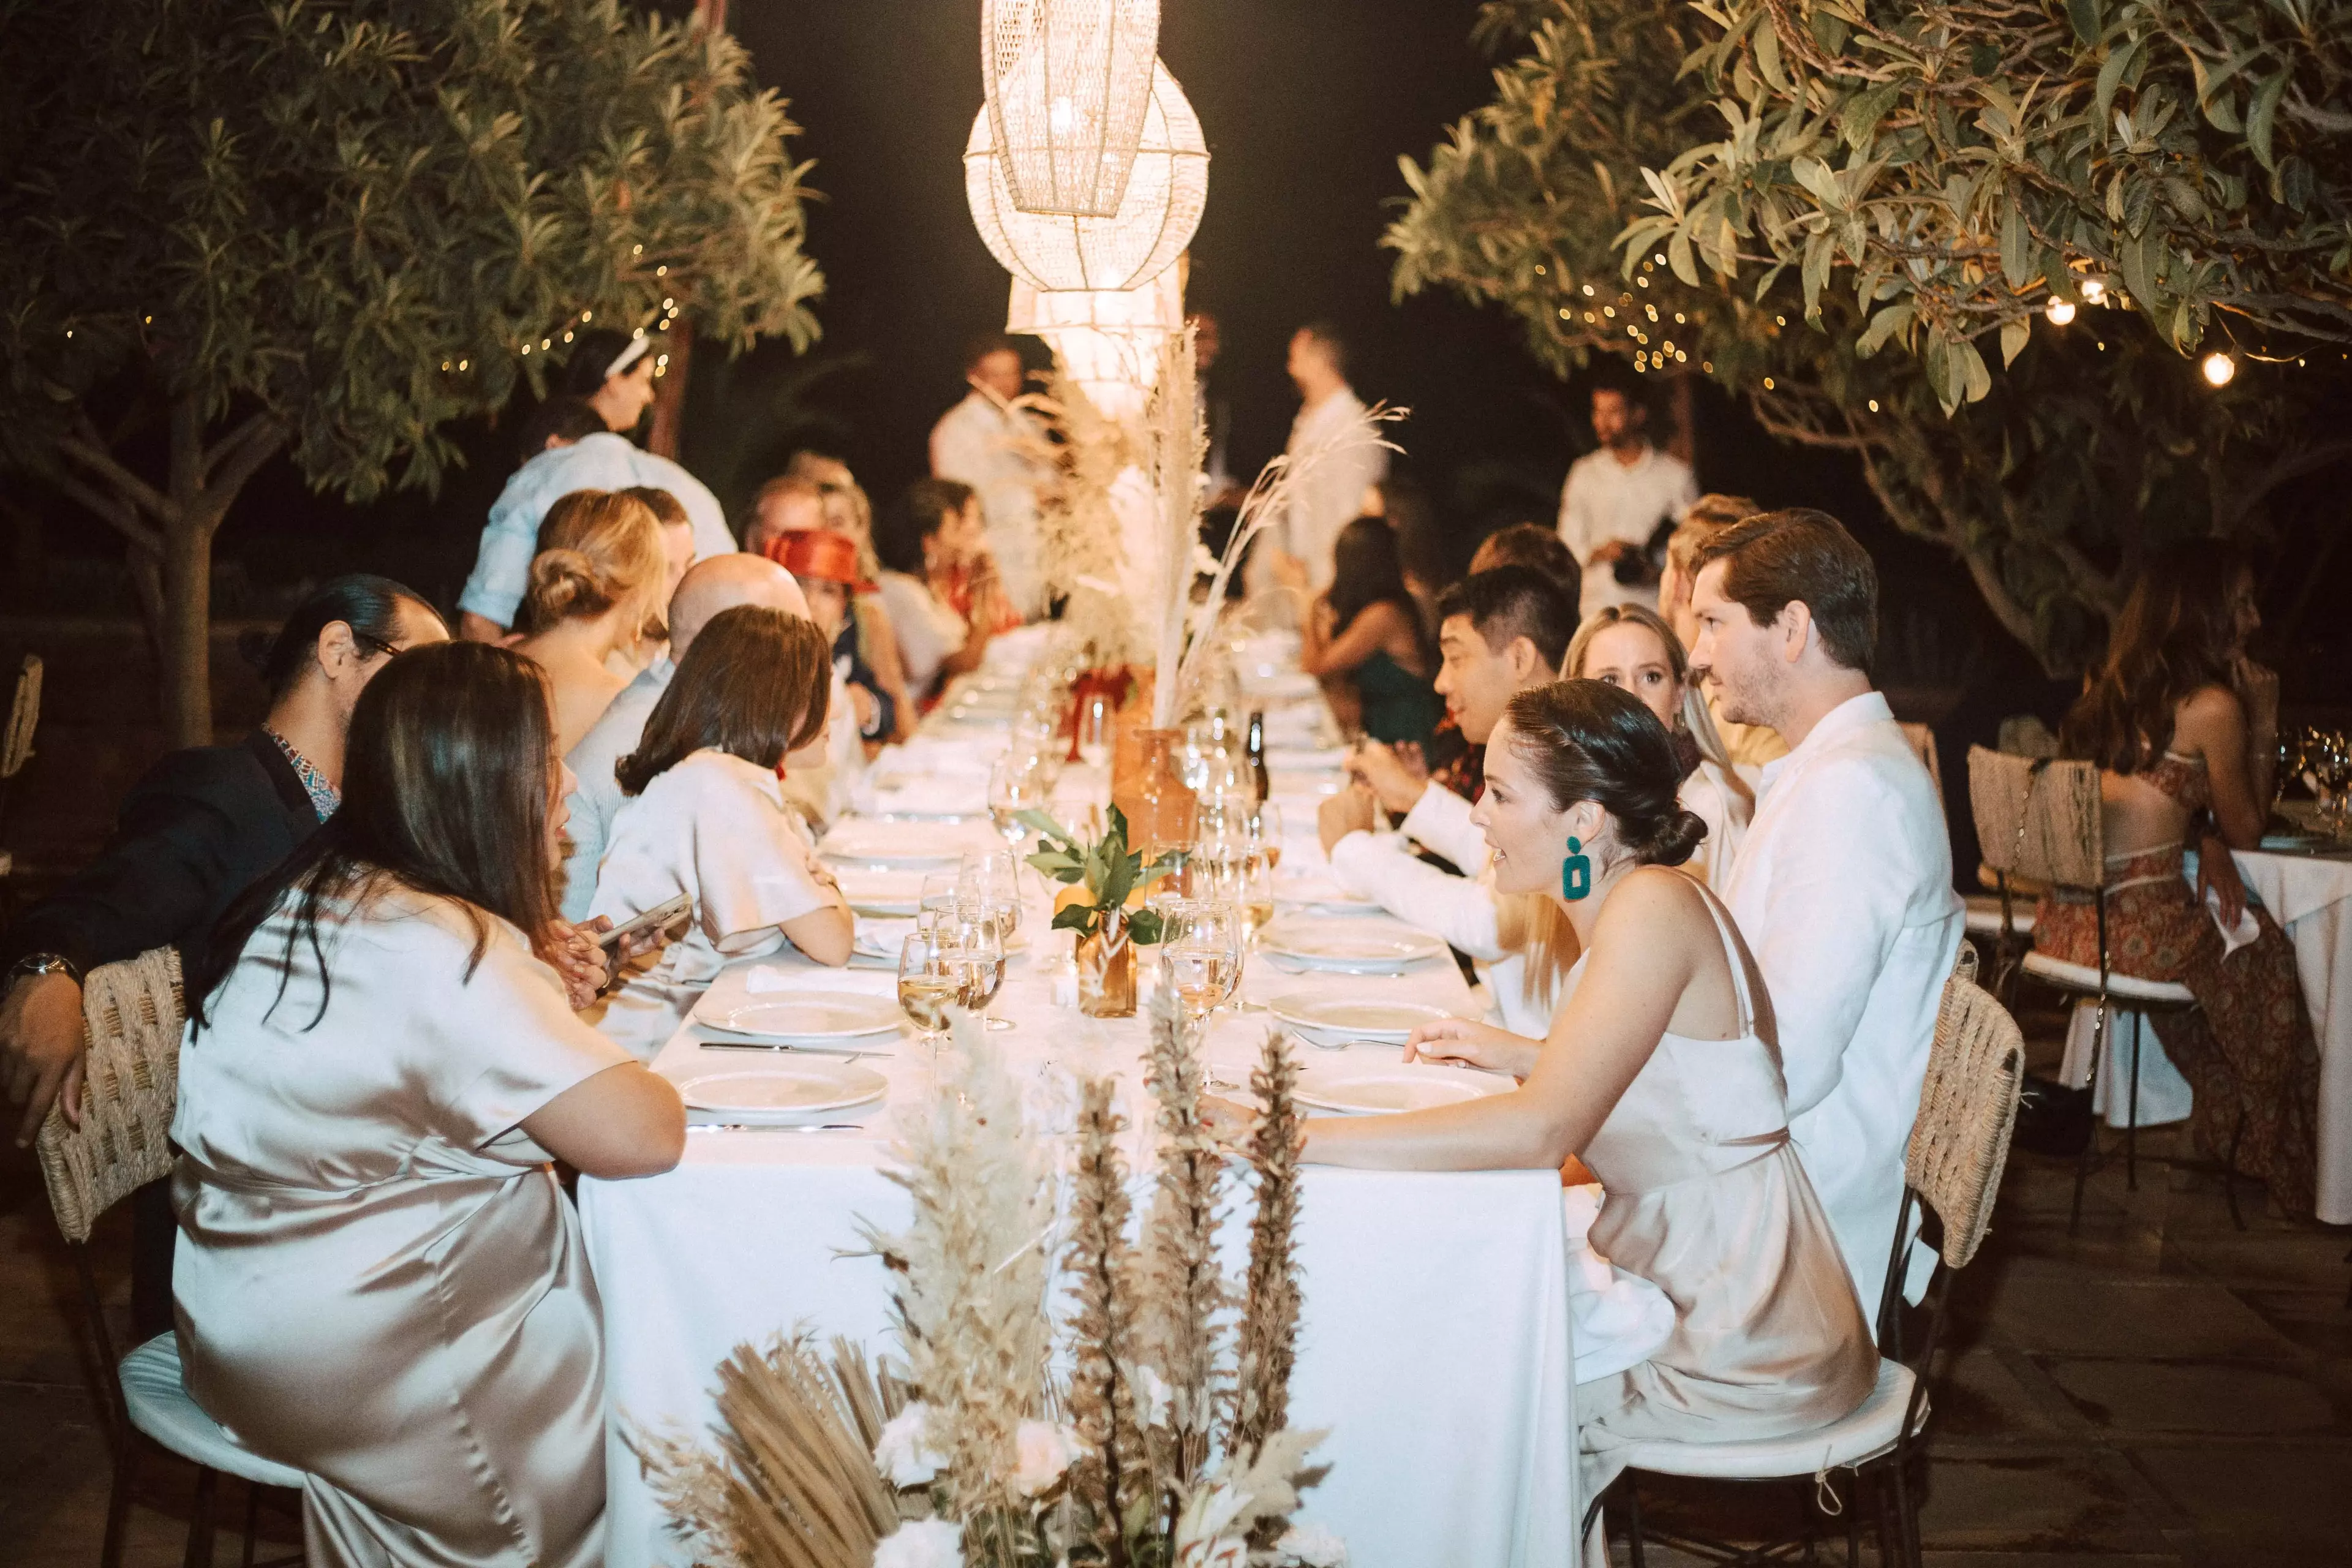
[1686,508,1962,1324]
[1556,374,1697,618]
[929,333,1050,616]
[1262,322,1386,595]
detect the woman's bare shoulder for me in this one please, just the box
[2173,682,2246,746]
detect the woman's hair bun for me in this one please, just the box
[521,548,609,628]
[236,625,279,675]
[1636,807,1709,869]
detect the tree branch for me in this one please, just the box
[198,411,283,488]
[59,418,178,526]
[47,467,165,557]
[198,416,288,538]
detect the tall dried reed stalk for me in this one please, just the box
[1138,984,1227,1490]
[632,1335,904,1568]
[862,1016,1056,1521]
[1144,326,1207,727]
[1229,1027,1305,1461]
[1063,1074,1150,1567]
[1014,368,1147,667]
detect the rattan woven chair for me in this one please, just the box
[1585,956,2027,1568]
[1966,745,2203,1224]
[33,945,306,1568]
[0,652,40,918]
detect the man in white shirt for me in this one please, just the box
[1688,509,1962,1324]
[1264,322,1387,595]
[1314,566,1579,1034]
[930,334,1050,616]
[560,553,810,922]
[457,334,738,641]
[1556,377,1697,619]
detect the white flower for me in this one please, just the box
[1175,1539,1248,1568]
[873,1403,944,1488]
[872,1518,963,1568]
[1011,1419,1079,1498]
[1278,1521,1349,1567]
[1133,1364,1174,1430]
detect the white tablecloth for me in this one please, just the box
[2236,846,2352,1223]
[580,678,1581,1567]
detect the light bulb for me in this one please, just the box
[2080,278,2106,304]
[2045,298,2075,325]
[2201,351,2236,387]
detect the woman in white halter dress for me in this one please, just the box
[1221,679,1874,1499]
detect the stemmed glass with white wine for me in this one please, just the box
[942,903,1009,1031]
[896,930,958,1048]
[1158,900,1245,1027]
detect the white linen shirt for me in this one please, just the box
[930,391,1050,615]
[1276,386,1388,593]
[1327,783,1554,1038]
[560,656,673,924]
[1678,757,1751,892]
[1722,691,1962,1319]
[1555,442,1697,617]
[874,570,968,701]
[589,748,835,1056]
[458,433,736,628]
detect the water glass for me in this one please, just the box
[1077,692,1113,771]
[896,932,957,1046]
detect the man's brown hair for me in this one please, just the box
[1691,508,1878,673]
[616,606,832,796]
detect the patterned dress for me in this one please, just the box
[2034,753,2321,1214]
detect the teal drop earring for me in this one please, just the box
[1561,835,1592,900]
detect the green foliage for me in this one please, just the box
[1630,0,2352,388]
[1022,807,1177,944]
[1385,0,2352,673]
[0,0,823,502]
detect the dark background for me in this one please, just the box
[7,0,2344,718]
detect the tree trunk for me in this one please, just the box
[157,514,214,747]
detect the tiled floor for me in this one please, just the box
[2,1022,2346,1566]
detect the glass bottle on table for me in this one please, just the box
[1246,708,1270,804]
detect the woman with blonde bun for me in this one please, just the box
[510,489,670,753]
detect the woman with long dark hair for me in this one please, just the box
[1214,680,1874,1498]
[591,605,852,1054]
[1300,515,1443,748]
[175,641,684,1568]
[2041,543,2317,1213]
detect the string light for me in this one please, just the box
[2080,278,2106,304]
[2045,298,2075,325]
[2201,350,2236,386]
[1762,375,1776,388]
[1582,284,1595,296]
[581,309,593,322]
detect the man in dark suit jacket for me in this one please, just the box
[1,578,447,1336]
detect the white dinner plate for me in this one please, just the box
[1260,916,1449,972]
[1292,1064,1511,1116]
[675,1063,889,1123]
[820,821,982,866]
[836,868,928,914]
[1268,993,1462,1041]
[691,990,905,1042]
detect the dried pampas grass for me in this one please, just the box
[1230,1027,1305,1461]
[632,1334,905,1568]
[1063,1074,1151,1566]
[1138,984,1227,1489]
[861,1015,1057,1520]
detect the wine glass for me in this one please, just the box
[942,905,1010,1031]
[963,849,1025,946]
[919,871,964,925]
[1159,901,1244,1025]
[989,755,1044,845]
[896,931,957,1047]
[1246,800,1284,872]
[1077,692,1113,771]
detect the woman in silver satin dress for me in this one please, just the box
[1266,680,1874,1497]
[174,643,686,1567]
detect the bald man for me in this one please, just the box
[559,553,810,921]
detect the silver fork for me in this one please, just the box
[688,1122,871,1134]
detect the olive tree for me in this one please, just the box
[1385,0,2351,672]
[0,0,823,744]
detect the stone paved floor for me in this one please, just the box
[2,1013,2347,1566]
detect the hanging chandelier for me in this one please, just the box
[983,0,1161,217]
[965,58,1207,295]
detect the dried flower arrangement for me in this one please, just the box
[1015,328,1405,733]
[639,1003,1340,1568]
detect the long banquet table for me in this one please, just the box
[579,647,1581,1568]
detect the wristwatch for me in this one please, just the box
[7,952,84,987]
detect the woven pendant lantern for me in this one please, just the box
[965,59,1207,294]
[984,0,1161,216]
[1007,268,1183,417]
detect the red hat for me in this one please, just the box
[764,527,873,592]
